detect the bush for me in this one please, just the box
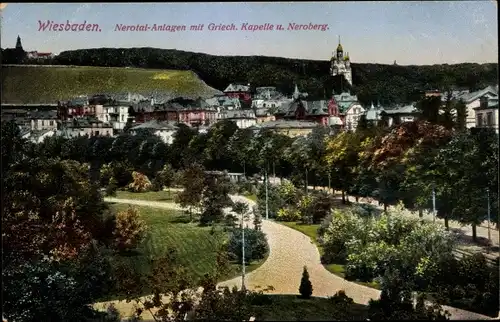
[277,180,297,206]
[256,184,284,219]
[309,191,336,224]
[112,207,147,253]
[319,209,366,264]
[105,177,118,197]
[276,206,301,222]
[127,171,152,192]
[298,266,313,299]
[227,228,269,263]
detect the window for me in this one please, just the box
[49,120,54,126]
[486,112,493,126]
[121,115,125,122]
[95,131,100,136]
[477,113,483,127]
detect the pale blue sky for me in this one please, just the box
[1,2,497,65]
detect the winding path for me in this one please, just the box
[97,196,494,320]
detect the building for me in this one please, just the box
[26,51,55,60]
[223,84,252,102]
[330,91,361,128]
[205,95,241,110]
[383,104,419,124]
[249,120,320,138]
[59,117,114,138]
[129,120,179,144]
[99,104,131,131]
[474,97,499,133]
[218,110,257,128]
[255,108,276,123]
[29,110,58,131]
[343,101,365,131]
[330,37,352,85]
[454,85,499,129]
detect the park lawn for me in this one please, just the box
[242,192,258,202]
[252,295,369,321]
[114,189,178,202]
[280,221,380,290]
[1,65,219,104]
[105,204,266,300]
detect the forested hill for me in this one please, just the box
[6,47,499,106]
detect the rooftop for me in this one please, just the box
[130,120,178,131]
[252,120,320,129]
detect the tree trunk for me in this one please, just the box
[472,224,477,242]
[341,190,346,204]
[384,203,388,214]
[418,209,423,218]
[444,217,449,230]
[243,161,246,177]
[355,196,359,203]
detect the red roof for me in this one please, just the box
[37,52,53,56]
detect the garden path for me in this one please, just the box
[96,196,494,320]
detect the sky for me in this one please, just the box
[0,2,497,65]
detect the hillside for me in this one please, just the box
[0,65,222,104]
[1,47,498,105]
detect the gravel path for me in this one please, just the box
[97,196,495,320]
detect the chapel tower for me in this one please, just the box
[15,35,23,51]
[330,36,352,86]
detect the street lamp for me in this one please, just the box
[241,211,246,290]
[432,187,436,223]
[265,168,269,220]
[486,188,491,248]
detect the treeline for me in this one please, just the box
[2,46,497,106]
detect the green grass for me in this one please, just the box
[252,295,369,321]
[114,189,178,202]
[1,65,219,103]
[242,193,258,202]
[280,221,380,290]
[105,203,266,300]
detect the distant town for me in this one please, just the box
[2,36,499,144]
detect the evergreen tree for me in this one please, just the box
[298,266,313,299]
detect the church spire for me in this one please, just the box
[293,83,300,100]
[15,35,23,50]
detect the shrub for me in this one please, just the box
[105,177,118,197]
[277,180,297,206]
[256,184,284,219]
[319,209,366,264]
[309,191,336,224]
[298,266,313,299]
[227,228,268,263]
[298,194,314,224]
[127,171,152,192]
[276,207,301,222]
[112,207,147,252]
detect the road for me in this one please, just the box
[96,196,494,320]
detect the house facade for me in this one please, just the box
[255,108,276,123]
[455,85,499,129]
[218,110,257,128]
[343,102,365,131]
[250,120,320,138]
[223,84,252,102]
[474,97,499,133]
[59,117,114,137]
[129,120,178,144]
[30,110,58,131]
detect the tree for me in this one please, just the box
[298,266,313,299]
[175,163,205,221]
[454,99,467,131]
[200,174,234,225]
[152,163,175,192]
[227,128,255,175]
[112,206,147,253]
[127,171,153,192]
